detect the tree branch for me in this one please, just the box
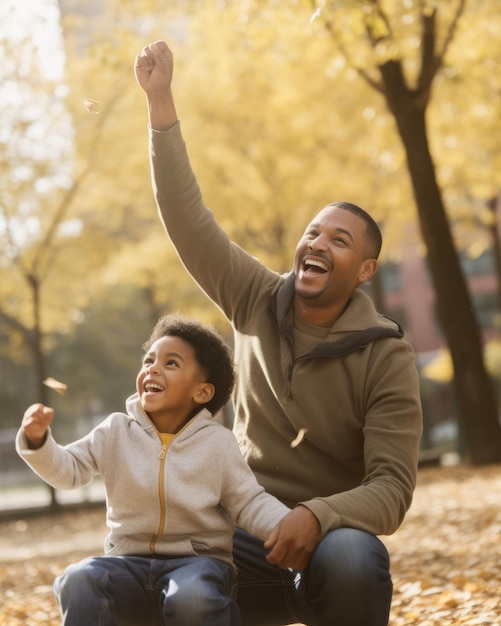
[315,3,385,94]
[32,88,126,276]
[417,0,467,102]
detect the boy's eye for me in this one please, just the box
[166,359,179,367]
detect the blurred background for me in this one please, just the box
[1,0,500,513]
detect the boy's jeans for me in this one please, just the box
[53,554,239,626]
[234,527,392,626]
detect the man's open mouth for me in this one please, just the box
[303,257,329,274]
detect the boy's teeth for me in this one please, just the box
[145,383,163,392]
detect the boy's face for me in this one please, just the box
[136,335,212,429]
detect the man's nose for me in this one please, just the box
[308,234,328,250]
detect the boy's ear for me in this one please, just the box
[194,383,215,405]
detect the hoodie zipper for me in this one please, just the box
[149,443,168,553]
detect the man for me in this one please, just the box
[135,40,422,626]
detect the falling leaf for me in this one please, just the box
[310,8,321,23]
[290,427,308,448]
[43,377,67,395]
[83,99,99,114]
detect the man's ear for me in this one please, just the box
[194,383,215,405]
[358,259,378,284]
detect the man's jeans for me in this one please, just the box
[234,527,392,626]
[53,554,239,625]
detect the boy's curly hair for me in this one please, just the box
[143,313,235,416]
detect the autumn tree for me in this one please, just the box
[300,0,501,464]
[0,6,75,408]
[0,3,222,428]
[1,5,163,427]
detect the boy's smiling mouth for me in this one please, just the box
[144,382,164,393]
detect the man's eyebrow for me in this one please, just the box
[334,227,354,242]
[307,222,354,242]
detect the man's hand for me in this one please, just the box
[134,40,178,131]
[264,505,322,571]
[134,40,174,94]
[22,403,54,450]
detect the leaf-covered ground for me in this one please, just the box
[1,464,500,625]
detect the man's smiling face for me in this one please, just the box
[293,205,377,318]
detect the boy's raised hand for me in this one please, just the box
[22,403,54,449]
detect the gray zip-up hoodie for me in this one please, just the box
[16,394,290,567]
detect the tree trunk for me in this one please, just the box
[379,61,501,465]
[488,193,501,311]
[29,273,58,508]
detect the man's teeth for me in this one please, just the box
[305,259,328,271]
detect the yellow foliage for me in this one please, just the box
[2,0,500,365]
[485,340,501,379]
[422,340,501,383]
[421,349,454,383]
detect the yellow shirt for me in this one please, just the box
[158,431,176,449]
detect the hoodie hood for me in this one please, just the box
[270,272,403,359]
[125,392,214,437]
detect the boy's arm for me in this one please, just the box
[220,432,290,539]
[16,408,100,490]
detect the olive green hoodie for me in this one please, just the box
[150,122,423,537]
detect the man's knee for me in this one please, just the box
[309,528,391,588]
[298,529,392,626]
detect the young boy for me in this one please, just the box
[16,313,290,626]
